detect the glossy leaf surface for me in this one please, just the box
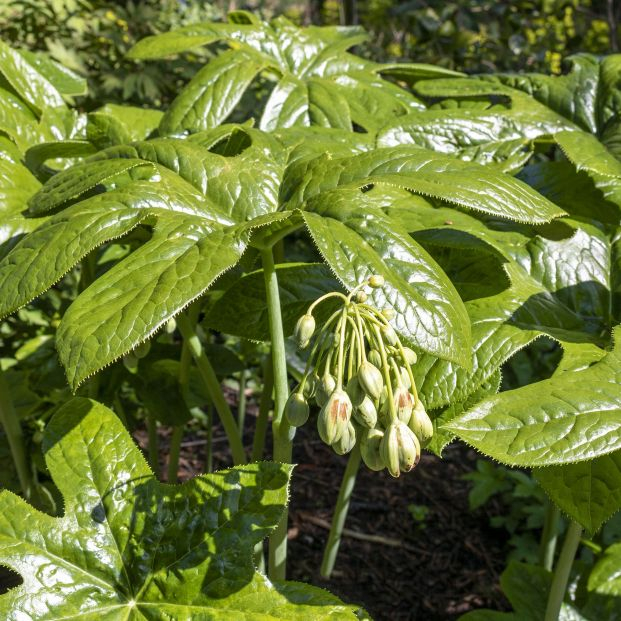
[447,327,621,466]
[0,397,361,619]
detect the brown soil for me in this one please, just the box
[136,388,511,621]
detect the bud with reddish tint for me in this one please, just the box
[380,421,421,477]
[318,388,352,445]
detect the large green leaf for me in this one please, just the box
[58,215,249,388]
[446,326,621,467]
[282,146,566,224]
[0,40,64,112]
[302,189,472,367]
[0,397,361,619]
[535,451,621,533]
[380,188,610,409]
[377,107,574,171]
[0,149,43,255]
[129,15,421,133]
[160,48,267,134]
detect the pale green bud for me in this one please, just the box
[353,395,377,428]
[165,318,177,334]
[354,290,368,303]
[368,274,385,288]
[381,308,396,321]
[302,373,317,399]
[316,373,337,407]
[285,392,310,427]
[380,421,420,477]
[358,361,383,400]
[332,421,357,455]
[294,314,316,349]
[402,347,417,365]
[398,366,411,389]
[134,341,151,359]
[408,400,433,447]
[368,348,382,369]
[318,388,352,445]
[360,428,385,471]
[393,386,415,423]
[381,324,398,346]
[346,376,365,407]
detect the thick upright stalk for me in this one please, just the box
[177,313,246,465]
[251,353,273,462]
[146,411,159,475]
[205,404,213,473]
[167,425,184,484]
[0,371,32,499]
[544,521,582,621]
[540,500,560,571]
[237,369,248,438]
[261,248,292,581]
[320,444,361,578]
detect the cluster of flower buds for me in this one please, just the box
[285,275,433,477]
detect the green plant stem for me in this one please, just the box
[544,520,582,621]
[146,411,159,475]
[320,444,361,578]
[237,369,248,438]
[251,353,273,462]
[177,313,246,466]
[0,370,32,499]
[167,425,184,484]
[205,403,213,473]
[540,500,560,571]
[261,248,292,581]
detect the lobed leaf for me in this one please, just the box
[0,397,360,619]
[446,326,621,466]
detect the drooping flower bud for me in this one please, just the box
[381,324,398,346]
[393,386,415,423]
[165,318,177,334]
[302,373,317,399]
[332,421,357,455]
[294,313,316,349]
[381,308,396,321]
[408,400,433,447]
[316,373,337,407]
[354,290,368,303]
[318,388,352,445]
[358,361,383,400]
[285,392,310,427]
[360,428,385,471]
[346,376,365,407]
[402,347,417,365]
[398,366,411,389]
[353,395,377,428]
[380,421,421,478]
[368,348,382,369]
[368,274,385,288]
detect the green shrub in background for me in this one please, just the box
[316,0,616,74]
[0,0,221,107]
[1,0,617,108]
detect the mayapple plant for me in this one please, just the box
[0,12,619,621]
